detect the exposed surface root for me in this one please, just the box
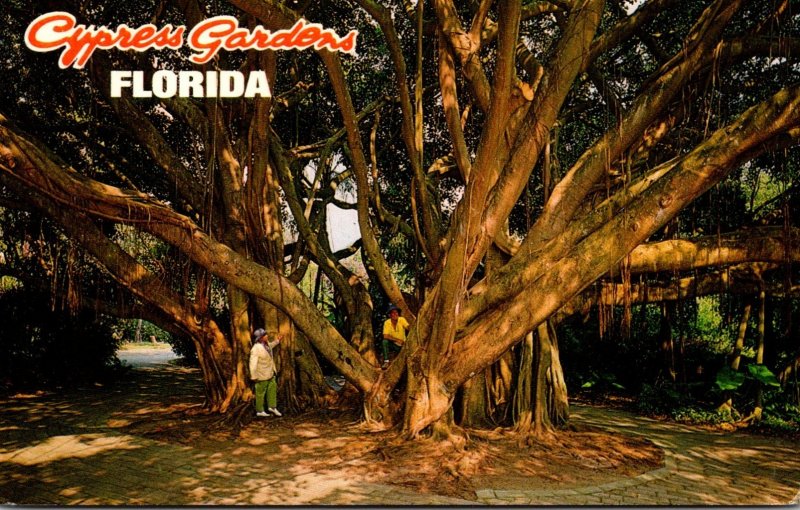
[120,406,662,501]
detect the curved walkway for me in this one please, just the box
[477,405,800,505]
[0,356,798,506]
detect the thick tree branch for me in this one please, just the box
[0,117,380,393]
[318,50,414,321]
[348,1,439,258]
[89,60,206,212]
[448,82,800,388]
[524,0,744,248]
[466,0,604,276]
[559,265,798,321]
[585,0,683,69]
[438,31,471,182]
[434,0,491,112]
[627,228,800,274]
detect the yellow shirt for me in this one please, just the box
[383,317,410,346]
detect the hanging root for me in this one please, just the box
[361,375,397,432]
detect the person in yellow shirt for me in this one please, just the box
[381,304,409,366]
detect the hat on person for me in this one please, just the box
[253,328,267,342]
[387,304,400,314]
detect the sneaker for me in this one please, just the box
[268,407,282,417]
[256,411,269,417]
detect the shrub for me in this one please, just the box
[0,287,122,392]
[636,384,685,415]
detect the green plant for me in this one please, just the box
[715,366,746,390]
[0,287,122,391]
[114,319,172,344]
[714,363,780,391]
[762,391,800,428]
[580,371,626,392]
[670,406,733,425]
[758,414,800,434]
[747,364,781,388]
[636,384,684,415]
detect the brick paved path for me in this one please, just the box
[477,405,800,505]
[0,357,798,505]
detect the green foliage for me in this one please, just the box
[635,384,685,415]
[694,297,735,353]
[636,383,741,427]
[747,364,781,388]
[637,382,800,434]
[760,393,800,433]
[714,363,781,393]
[580,371,625,392]
[715,366,746,391]
[0,287,123,392]
[765,395,800,422]
[670,407,733,426]
[114,319,171,344]
[758,414,800,434]
[0,275,21,292]
[169,334,198,364]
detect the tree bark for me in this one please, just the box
[753,287,766,420]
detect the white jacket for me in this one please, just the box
[249,339,279,381]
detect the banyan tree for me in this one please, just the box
[0,0,798,439]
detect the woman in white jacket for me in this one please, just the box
[249,328,282,417]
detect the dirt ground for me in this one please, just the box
[107,352,664,501]
[124,404,663,501]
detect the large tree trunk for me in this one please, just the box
[459,370,493,428]
[530,322,569,438]
[545,322,569,427]
[403,373,457,439]
[532,323,553,437]
[512,332,535,433]
[194,320,246,412]
[403,323,458,438]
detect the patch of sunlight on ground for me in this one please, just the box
[7,391,49,399]
[245,472,362,505]
[0,433,142,465]
[293,425,321,438]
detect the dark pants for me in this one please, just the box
[381,339,401,363]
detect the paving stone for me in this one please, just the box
[3,367,800,506]
[493,489,527,498]
[475,488,495,499]
[548,488,581,496]
[599,495,626,504]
